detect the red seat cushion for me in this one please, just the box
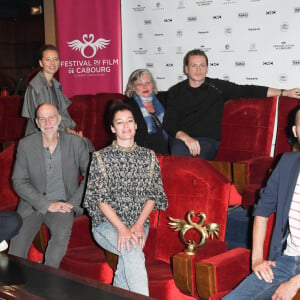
[60,247,113,284]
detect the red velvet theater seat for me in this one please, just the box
[141,155,232,299]
[242,96,299,209]
[215,96,277,194]
[100,155,233,299]
[274,96,299,156]
[68,93,125,150]
[0,144,18,211]
[216,97,277,162]
[0,96,26,148]
[191,214,276,299]
[60,215,113,284]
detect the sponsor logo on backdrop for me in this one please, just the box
[146,63,154,68]
[176,46,184,54]
[279,73,288,84]
[223,74,230,81]
[294,7,300,13]
[164,18,173,23]
[248,27,260,31]
[263,61,274,66]
[133,48,148,55]
[177,1,185,9]
[154,33,164,37]
[246,77,259,81]
[166,63,174,67]
[212,15,222,19]
[266,10,276,15]
[248,43,257,52]
[224,26,232,35]
[156,76,166,80]
[210,62,220,67]
[280,22,289,32]
[198,30,209,35]
[155,47,165,54]
[196,0,213,6]
[273,41,295,50]
[177,74,186,81]
[199,45,211,52]
[176,29,183,38]
[133,4,145,12]
[235,61,246,67]
[137,33,143,40]
[238,12,249,18]
[152,2,164,10]
[144,19,152,25]
[61,33,117,77]
[222,0,237,5]
[292,60,300,66]
[187,16,197,22]
[221,44,234,53]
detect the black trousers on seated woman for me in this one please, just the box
[169,136,220,160]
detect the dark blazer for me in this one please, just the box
[124,91,168,153]
[254,151,300,260]
[12,131,90,217]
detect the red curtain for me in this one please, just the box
[55,0,122,97]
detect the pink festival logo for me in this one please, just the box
[67,33,110,58]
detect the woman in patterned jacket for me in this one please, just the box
[83,101,168,296]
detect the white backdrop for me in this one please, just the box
[121,0,300,92]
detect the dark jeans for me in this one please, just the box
[223,255,300,299]
[0,211,23,241]
[169,136,220,160]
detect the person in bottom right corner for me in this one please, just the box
[223,105,300,299]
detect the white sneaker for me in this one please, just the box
[0,240,8,252]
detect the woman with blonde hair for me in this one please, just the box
[124,69,169,154]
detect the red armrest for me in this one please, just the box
[172,240,228,298]
[232,156,274,192]
[195,247,251,299]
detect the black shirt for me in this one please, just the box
[163,77,268,141]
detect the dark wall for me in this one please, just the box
[0,5,44,95]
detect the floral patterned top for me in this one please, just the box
[83,141,168,228]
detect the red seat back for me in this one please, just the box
[216,97,277,162]
[0,96,25,144]
[146,155,231,262]
[274,96,299,156]
[69,93,125,150]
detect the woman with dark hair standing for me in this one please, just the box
[22,44,79,136]
[84,101,168,295]
[22,44,94,151]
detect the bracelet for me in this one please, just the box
[280,89,285,96]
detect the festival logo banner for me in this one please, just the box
[55,0,122,97]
